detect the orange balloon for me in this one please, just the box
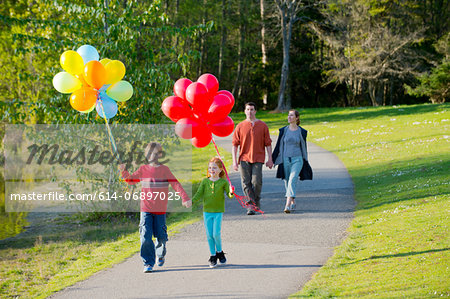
[76,74,88,87]
[70,87,98,112]
[83,61,106,89]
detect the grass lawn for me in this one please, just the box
[0,144,231,299]
[235,104,448,298]
[1,103,448,298]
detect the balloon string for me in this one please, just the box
[99,100,130,191]
[211,137,264,215]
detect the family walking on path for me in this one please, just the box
[122,103,313,273]
[50,106,355,299]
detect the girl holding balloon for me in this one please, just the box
[192,157,234,268]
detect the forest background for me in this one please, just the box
[0,0,448,127]
[0,0,448,237]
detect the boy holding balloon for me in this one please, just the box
[119,142,192,273]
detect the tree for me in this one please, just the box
[405,33,449,103]
[274,0,304,111]
[310,0,442,106]
[0,0,205,124]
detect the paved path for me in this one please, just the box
[50,137,355,299]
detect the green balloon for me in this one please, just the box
[106,80,133,102]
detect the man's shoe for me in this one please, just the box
[247,209,255,215]
[284,206,291,213]
[216,251,227,264]
[143,265,153,273]
[209,255,218,268]
[157,256,165,267]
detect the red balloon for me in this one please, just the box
[191,129,212,148]
[175,117,207,139]
[217,90,235,108]
[208,94,233,123]
[185,82,210,116]
[197,73,219,100]
[173,78,192,102]
[209,116,235,137]
[161,96,193,122]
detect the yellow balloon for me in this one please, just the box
[105,60,126,85]
[100,58,111,67]
[60,50,84,75]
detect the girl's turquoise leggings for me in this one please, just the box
[203,212,223,255]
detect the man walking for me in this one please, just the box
[232,102,273,215]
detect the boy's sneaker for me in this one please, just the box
[157,256,165,267]
[216,251,227,264]
[143,265,153,273]
[208,255,218,268]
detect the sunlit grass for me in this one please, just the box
[241,104,449,298]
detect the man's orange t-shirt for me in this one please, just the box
[232,120,272,163]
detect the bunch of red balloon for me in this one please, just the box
[162,74,235,148]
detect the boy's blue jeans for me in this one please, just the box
[283,156,304,198]
[203,212,223,255]
[139,212,168,267]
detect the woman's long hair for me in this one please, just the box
[289,109,300,126]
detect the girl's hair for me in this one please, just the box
[289,109,300,126]
[208,157,226,178]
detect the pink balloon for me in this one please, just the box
[161,96,193,122]
[209,116,235,137]
[173,78,192,102]
[217,90,235,108]
[207,94,233,123]
[185,82,210,116]
[197,73,219,100]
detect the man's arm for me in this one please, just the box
[265,145,273,169]
[232,145,239,171]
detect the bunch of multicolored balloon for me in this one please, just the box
[161,74,235,148]
[52,45,133,119]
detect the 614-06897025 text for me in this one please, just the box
[9,191,181,202]
[100,191,182,201]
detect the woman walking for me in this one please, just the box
[272,110,309,213]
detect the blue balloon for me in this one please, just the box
[77,45,99,64]
[99,84,111,92]
[96,91,118,119]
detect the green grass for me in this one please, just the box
[0,144,230,299]
[1,104,448,298]
[235,104,449,298]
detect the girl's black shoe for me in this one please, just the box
[209,255,218,268]
[216,251,227,264]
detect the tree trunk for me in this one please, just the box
[260,0,268,107]
[276,7,292,111]
[232,0,245,96]
[218,0,227,81]
[198,0,208,77]
[368,81,384,106]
